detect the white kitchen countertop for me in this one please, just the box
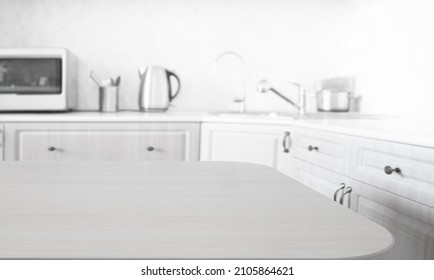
[0,161,393,259]
[0,110,432,148]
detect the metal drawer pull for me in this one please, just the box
[48,147,56,151]
[308,145,318,151]
[282,131,290,153]
[340,186,353,205]
[334,183,345,202]
[384,166,401,175]
[147,146,155,151]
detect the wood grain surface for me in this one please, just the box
[0,161,393,259]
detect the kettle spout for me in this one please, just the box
[138,67,146,78]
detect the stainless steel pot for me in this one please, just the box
[316,89,350,112]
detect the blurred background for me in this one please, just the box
[0,0,433,117]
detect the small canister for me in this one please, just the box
[99,86,119,112]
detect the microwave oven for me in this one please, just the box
[0,48,77,111]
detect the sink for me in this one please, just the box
[211,111,393,120]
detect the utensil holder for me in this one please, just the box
[99,86,119,112]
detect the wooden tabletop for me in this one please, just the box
[0,161,393,259]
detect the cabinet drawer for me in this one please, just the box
[5,123,200,161]
[292,128,350,174]
[349,137,434,208]
[291,158,347,202]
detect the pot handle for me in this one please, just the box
[167,70,181,101]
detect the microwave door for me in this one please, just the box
[0,58,62,94]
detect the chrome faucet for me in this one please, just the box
[257,80,306,116]
[212,51,246,113]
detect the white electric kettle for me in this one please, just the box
[138,66,181,111]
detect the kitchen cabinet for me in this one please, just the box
[291,157,434,259]
[289,127,434,259]
[4,122,200,161]
[200,123,294,176]
[346,137,434,259]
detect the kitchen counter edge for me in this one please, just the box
[0,111,432,149]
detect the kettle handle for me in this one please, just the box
[167,70,181,101]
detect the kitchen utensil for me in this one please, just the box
[90,71,103,87]
[316,89,350,112]
[114,76,121,86]
[138,66,180,111]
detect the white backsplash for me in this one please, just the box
[0,0,433,117]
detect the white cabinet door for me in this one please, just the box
[4,122,200,161]
[200,123,293,176]
[349,178,434,259]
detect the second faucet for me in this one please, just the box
[257,80,306,116]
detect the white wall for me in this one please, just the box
[0,0,433,117]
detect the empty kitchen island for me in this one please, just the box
[0,161,393,259]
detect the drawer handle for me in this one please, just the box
[147,146,155,151]
[340,186,353,206]
[384,166,401,175]
[282,131,290,153]
[308,145,318,151]
[48,146,57,152]
[333,183,345,202]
